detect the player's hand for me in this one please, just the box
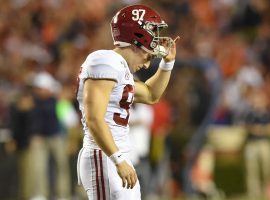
[163,36,180,62]
[116,161,137,189]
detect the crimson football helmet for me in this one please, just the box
[111,4,172,58]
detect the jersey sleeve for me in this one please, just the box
[79,52,120,82]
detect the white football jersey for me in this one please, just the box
[77,50,135,152]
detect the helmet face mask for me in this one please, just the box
[111,5,173,58]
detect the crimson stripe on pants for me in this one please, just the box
[99,150,106,200]
[94,150,100,200]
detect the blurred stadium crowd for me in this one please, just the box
[0,0,270,199]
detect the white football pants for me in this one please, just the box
[77,147,141,200]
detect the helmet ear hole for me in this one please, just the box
[134,33,143,38]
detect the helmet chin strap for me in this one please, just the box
[141,45,167,58]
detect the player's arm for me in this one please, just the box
[83,78,137,189]
[134,36,180,104]
[134,69,171,104]
[83,78,119,155]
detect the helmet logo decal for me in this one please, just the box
[150,41,157,49]
[131,9,145,21]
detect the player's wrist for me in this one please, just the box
[109,151,125,165]
[159,58,175,71]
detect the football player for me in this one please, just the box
[76,4,179,200]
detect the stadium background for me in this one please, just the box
[0,0,270,199]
